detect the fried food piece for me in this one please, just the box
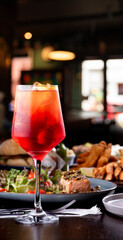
[117,159,123,180]
[119,149,123,159]
[97,143,112,167]
[99,141,107,147]
[119,171,123,180]
[105,162,117,181]
[118,158,123,168]
[106,162,117,173]
[109,155,119,162]
[105,173,113,181]
[92,166,106,179]
[76,151,90,164]
[80,141,106,167]
[114,165,121,180]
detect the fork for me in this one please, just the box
[47,199,76,213]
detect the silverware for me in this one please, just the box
[0,209,32,219]
[0,199,76,218]
[0,208,32,214]
[47,199,76,213]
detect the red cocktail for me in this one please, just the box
[11,83,65,224]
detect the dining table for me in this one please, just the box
[0,186,122,240]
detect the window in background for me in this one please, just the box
[106,59,123,112]
[81,60,104,112]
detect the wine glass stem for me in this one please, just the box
[34,159,44,214]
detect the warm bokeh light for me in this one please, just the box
[48,50,76,61]
[24,32,32,40]
[41,46,54,62]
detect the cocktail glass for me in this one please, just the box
[11,83,65,224]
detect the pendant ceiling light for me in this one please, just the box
[48,50,76,61]
[41,45,54,62]
[24,32,32,40]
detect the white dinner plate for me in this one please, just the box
[102,193,123,217]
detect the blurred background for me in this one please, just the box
[1,0,123,147]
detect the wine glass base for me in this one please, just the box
[15,214,59,225]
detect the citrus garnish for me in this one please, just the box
[32,82,55,90]
[80,167,94,177]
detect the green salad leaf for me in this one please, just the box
[0,168,35,193]
[50,169,62,184]
[0,167,62,194]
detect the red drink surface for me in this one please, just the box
[12,87,65,161]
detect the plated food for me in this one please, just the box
[92,160,123,181]
[0,139,33,167]
[76,141,112,167]
[0,139,123,183]
[59,170,91,193]
[0,177,116,205]
[0,139,75,171]
[72,141,123,181]
[0,167,102,194]
[0,139,116,202]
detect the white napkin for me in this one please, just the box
[54,205,102,217]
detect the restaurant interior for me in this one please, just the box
[1,0,123,148]
[0,1,123,236]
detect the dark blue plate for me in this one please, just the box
[0,178,117,204]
